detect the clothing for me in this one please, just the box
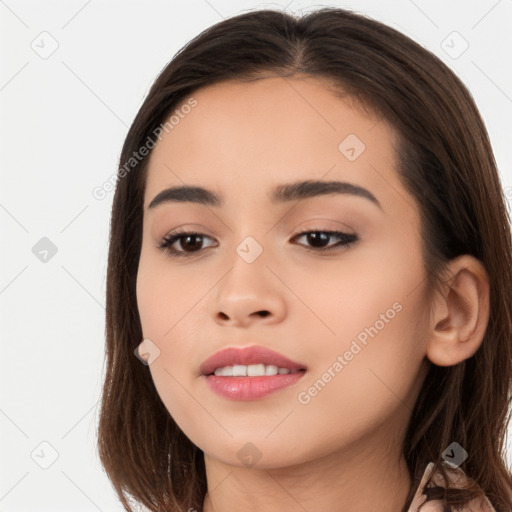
[407,462,496,511]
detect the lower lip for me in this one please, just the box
[203,371,306,400]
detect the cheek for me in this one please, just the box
[135,248,219,407]
[135,254,200,393]
[136,251,212,340]
[284,240,425,350]
[297,285,427,401]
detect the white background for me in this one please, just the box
[1,0,511,510]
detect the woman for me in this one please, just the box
[97,7,512,512]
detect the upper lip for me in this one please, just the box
[200,345,308,376]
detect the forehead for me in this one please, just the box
[144,75,402,211]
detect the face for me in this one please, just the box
[136,75,431,469]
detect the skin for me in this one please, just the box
[135,75,490,512]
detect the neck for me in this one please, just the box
[202,437,412,512]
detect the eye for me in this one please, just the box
[158,229,358,258]
[158,229,217,258]
[290,230,358,253]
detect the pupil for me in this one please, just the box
[308,232,329,247]
[182,235,202,251]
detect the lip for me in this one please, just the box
[199,345,307,376]
[200,345,308,401]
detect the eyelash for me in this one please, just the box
[158,228,358,258]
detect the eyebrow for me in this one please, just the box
[148,180,382,210]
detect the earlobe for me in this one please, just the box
[426,255,490,367]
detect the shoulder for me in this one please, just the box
[407,462,496,512]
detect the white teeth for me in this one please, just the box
[214,366,231,377]
[265,365,279,376]
[232,364,246,376]
[213,364,295,377]
[247,364,265,376]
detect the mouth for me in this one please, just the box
[200,345,307,376]
[207,364,306,377]
[200,345,307,400]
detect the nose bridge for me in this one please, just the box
[224,230,272,298]
[225,203,273,269]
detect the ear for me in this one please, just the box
[426,255,490,366]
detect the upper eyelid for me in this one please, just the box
[161,217,355,237]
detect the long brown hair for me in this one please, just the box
[97,8,512,511]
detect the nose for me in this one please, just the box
[210,248,287,328]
